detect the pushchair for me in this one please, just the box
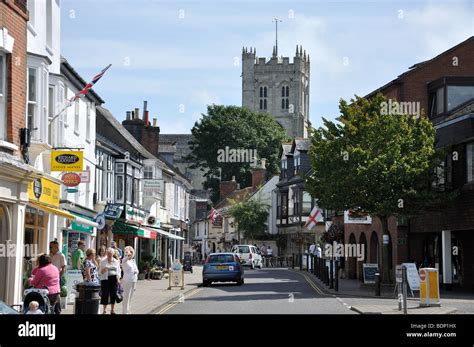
[22,288,53,314]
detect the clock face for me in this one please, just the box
[148,216,156,225]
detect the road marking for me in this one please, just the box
[157,287,203,315]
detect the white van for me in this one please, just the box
[231,245,263,269]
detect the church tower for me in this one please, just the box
[242,44,310,138]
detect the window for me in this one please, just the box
[292,189,300,216]
[47,86,55,146]
[174,185,179,217]
[46,0,53,49]
[302,192,312,215]
[467,143,474,183]
[280,193,288,218]
[429,87,445,117]
[281,159,287,178]
[74,100,79,133]
[259,86,268,110]
[294,153,300,174]
[27,68,37,133]
[57,84,64,145]
[281,85,289,109]
[0,54,6,140]
[126,175,133,204]
[86,103,91,142]
[447,86,474,111]
[144,166,153,179]
[116,163,124,174]
[116,175,124,202]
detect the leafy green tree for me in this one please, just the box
[187,105,288,202]
[306,94,454,283]
[229,198,269,241]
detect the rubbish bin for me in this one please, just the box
[74,282,101,314]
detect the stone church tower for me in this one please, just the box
[242,45,310,138]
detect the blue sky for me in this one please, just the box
[61,0,473,133]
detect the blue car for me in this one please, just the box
[203,253,244,287]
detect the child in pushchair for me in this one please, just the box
[23,288,52,314]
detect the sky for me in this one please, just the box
[61,0,473,134]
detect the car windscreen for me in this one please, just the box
[209,254,236,263]
[237,246,250,253]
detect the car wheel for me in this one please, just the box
[238,278,244,286]
[203,280,209,287]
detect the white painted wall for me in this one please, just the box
[250,175,279,234]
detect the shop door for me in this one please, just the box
[0,206,9,301]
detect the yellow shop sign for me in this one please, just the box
[51,150,83,172]
[28,177,60,208]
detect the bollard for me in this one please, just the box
[329,260,334,289]
[74,282,101,314]
[300,253,303,271]
[312,255,315,275]
[292,254,295,269]
[306,253,309,272]
[325,264,330,285]
[335,260,339,292]
[375,272,381,297]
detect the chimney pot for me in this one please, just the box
[134,108,140,120]
[231,176,235,182]
[126,111,131,120]
[144,110,149,126]
[153,118,157,127]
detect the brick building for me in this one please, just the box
[342,36,474,288]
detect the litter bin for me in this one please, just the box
[419,267,440,307]
[74,282,101,314]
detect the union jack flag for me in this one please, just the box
[69,64,112,103]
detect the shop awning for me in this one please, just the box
[72,214,99,228]
[113,221,157,239]
[29,202,75,220]
[142,225,185,240]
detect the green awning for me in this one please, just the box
[113,221,157,239]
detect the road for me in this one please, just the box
[158,268,356,314]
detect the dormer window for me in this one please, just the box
[281,158,287,178]
[294,153,300,174]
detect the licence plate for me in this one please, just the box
[216,265,228,270]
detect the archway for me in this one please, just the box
[347,233,357,279]
[370,231,379,266]
[358,233,368,281]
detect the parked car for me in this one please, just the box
[231,245,263,269]
[202,253,244,287]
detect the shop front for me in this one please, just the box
[62,212,98,268]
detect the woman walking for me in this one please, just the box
[121,246,138,314]
[99,247,121,314]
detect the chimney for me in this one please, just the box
[144,110,149,126]
[220,176,238,200]
[153,118,157,127]
[134,108,140,120]
[126,111,131,120]
[251,159,266,190]
[143,100,148,114]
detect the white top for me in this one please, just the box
[121,257,138,282]
[267,248,273,256]
[100,258,121,279]
[97,256,108,281]
[50,251,66,271]
[26,309,44,315]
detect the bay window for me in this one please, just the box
[27,67,37,133]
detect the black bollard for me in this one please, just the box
[329,260,334,289]
[375,272,381,297]
[335,260,339,292]
[292,253,295,269]
[300,253,303,271]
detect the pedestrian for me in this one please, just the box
[99,248,121,314]
[96,245,107,266]
[111,241,123,259]
[82,248,99,285]
[72,241,86,270]
[338,256,346,279]
[26,301,43,315]
[49,241,67,277]
[309,242,316,255]
[121,246,138,314]
[29,254,61,314]
[266,245,273,267]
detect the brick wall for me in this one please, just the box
[1,1,28,153]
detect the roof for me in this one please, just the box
[214,186,254,210]
[60,56,105,104]
[365,36,474,99]
[293,138,310,152]
[96,106,155,159]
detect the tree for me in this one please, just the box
[187,105,288,202]
[229,198,269,241]
[306,94,454,283]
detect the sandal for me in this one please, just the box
[110,311,116,315]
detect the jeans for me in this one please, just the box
[122,281,136,314]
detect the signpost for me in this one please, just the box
[362,263,378,284]
[402,263,420,294]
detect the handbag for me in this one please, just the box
[115,282,124,303]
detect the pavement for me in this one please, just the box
[297,268,474,314]
[62,266,203,314]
